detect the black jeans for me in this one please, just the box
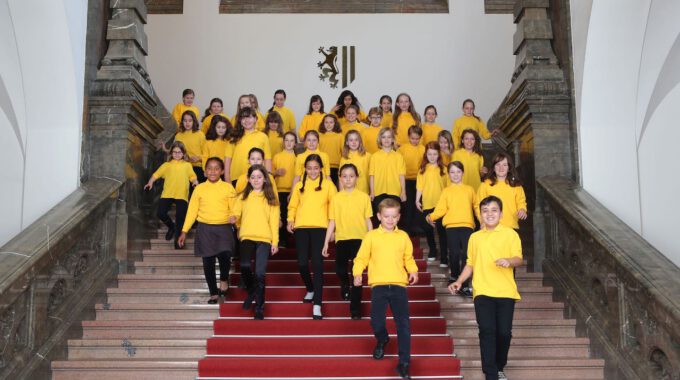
[335,239,363,314]
[202,250,231,296]
[446,227,473,282]
[403,179,421,234]
[157,198,188,238]
[421,208,447,263]
[278,192,289,246]
[371,285,411,364]
[189,166,205,199]
[474,295,516,380]
[240,239,271,312]
[295,228,326,305]
[330,167,339,189]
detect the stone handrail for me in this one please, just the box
[538,176,680,379]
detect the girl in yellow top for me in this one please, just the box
[233,147,278,194]
[171,88,200,127]
[421,105,444,145]
[178,157,236,304]
[397,125,425,234]
[339,104,368,138]
[264,111,284,157]
[339,130,371,194]
[437,130,454,166]
[266,89,296,133]
[428,161,478,293]
[477,152,527,230]
[379,95,393,128]
[273,132,297,247]
[451,98,495,149]
[292,130,331,188]
[361,107,383,154]
[200,98,230,134]
[452,129,487,191]
[318,114,344,186]
[415,142,448,266]
[173,110,206,183]
[224,107,272,183]
[299,95,326,137]
[332,90,367,124]
[229,164,280,320]
[392,93,421,147]
[231,95,265,131]
[144,141,198,248]
[322,163,373,319]
[369,127,406,222]
[287,154,337,319]
[202,115,231,170]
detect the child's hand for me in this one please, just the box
[415,200,422,212]
[400,192,407,202]
[353,275,363,287]
[370,193,375,201]
[275,168,286,176]
[287,221,295,233]
[191,155,201,163]
[448,281,462,294]
[191,180,199,187]
[321,243,330,258]
[144,183,152,190]
[425,215,434,227]
[177,232,187,248]
[480,167,489,176]
[408,272,419,285]
[517,209,528,220]
[271,245,279,255]
[228,216,237,224]
[495,258,511,268]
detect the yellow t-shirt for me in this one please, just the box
[200,113,231,135]
[441,151,452,166]
[429,182,477,228]
[273,150,296,192]
[268,106,296,133]
[267,130,284,157]
[339,151,371,194]
[299,112,326,137]
[319,132,344,168]
[171,104,200,126]
[329,189,373,241]
[175,130,206,167]
[361,127,382,154]
[421,122,443,145]
[202,139,229,170]
[287,176,337,228]
[369,149,406,197]
[395,112,418,146]
[294,149,331,178]
[415,165,448,210]
[340,121,368,139]
[380,112,393,128]
[467,225,522,300]
[477,179,527,229]
[352,226,418,287]
[152,160,197,202]
[225,129,272,180]
[452,149,484,191]
[234,173,278,194]
[452,115,491,149]
[397,143,425,180]
[231,191,280,246]
[182,180,236,231]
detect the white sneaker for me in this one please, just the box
[427,256,436,262]
[303,292,314,303]
[439,263,448,268]
[498,370,508,380]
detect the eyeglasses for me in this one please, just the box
[370,116,382,119]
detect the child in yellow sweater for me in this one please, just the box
[272,132,297,247]
[200,97,230,134]
[452,129,487,191]
[397,125,425,234]
[477,152,527,230]
[299,95,326,137]
[171,88,200,127]
[415,142,448,266]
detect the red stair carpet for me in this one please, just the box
[198,238,462,379]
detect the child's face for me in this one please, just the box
[274,94,286,108]
[215,122,228,137]
[183,93,194,106]
[239,97,252,109]
[397,95,410,112]
[494,158,509,178]
[481,201,502,229]
[343,95,353,107]
[305,135,319,150]
[463,101,475,116]
[248,153,264,167]
[449,165,463,184]
[249,169,265,190]
[377,207,400,230]
[182,114,194,130]
[340,168,357,190]
[210,102,223,115]
[268,121,280,131]
[241,114,256,130]
[283,135,296,150]
[426,148,439,164]
[323,117,336,132]
[380,98,392,113]
[408,133,421,146]
[171,148,184,160]
[369,113,382,127]
[462,133,475,150]
[347,134,360,151]
[205,161,224,182]
[380,132,394,149]
[305,160,321,180]
[438,136,449,151]
[311,100,322,112]
[345,108,358,122]
[424,109,436,123]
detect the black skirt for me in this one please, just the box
[194,222,235,258]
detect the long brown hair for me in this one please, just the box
[419,142,444,175]
[462,99,481,121]
[319,115,342,134]
[228,107,257,143]
[205,115,232,141]
[392,93,421,135]
[264,111,284,137]
[177,110,200,134]
[242,164,279,206]
[485,152,522,187]
[459,128,482,154]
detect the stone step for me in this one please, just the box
[67,339,206,360]
[454,337,591,359]
[460,358,605,380]
[94,303,220,321]
[436,286,554,302]
[81,321,214,339]
[51,360,197,380]
[447,318,578,338]
[430,272,544,288]
[440,302,566,320]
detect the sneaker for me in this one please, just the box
[498,370,508,380]
[460,287,473,298]
[312,304,323,320]
[303,292,314,303]
[427,256,436,262]
[439,263,449,268]
[165,225,175,241]
[395,362,412,379]
[447,276,457,285]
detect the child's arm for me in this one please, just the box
[399,175,406,202]
[145,164,166,190]
[352,235,372,286]
[415,189,423,212]
[516,185,528,220]
[402,237,419,285]
[495,231,522,268]
[322,220,335,257]
[369,175,375,200]
[265,158,272,172]
[223,157,232,182]
[144,175,158,190]
[427,195,448,226]
[178,189,200,247]
[449,265,473,293]
[270,205,280,253]
[286,187,300,233]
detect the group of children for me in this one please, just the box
[146,88,526,380]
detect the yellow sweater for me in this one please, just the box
[477,179,527,229]
[175,131,206,167]
[171,104,200,126]
[353,226,418,287]
[369,149,406,197]
[202,139,230,170]
[395,112,418,146]
[182,180,236,231]
[299,112,326,136]
[415,165,448,210]
[267,130,284,157]
[452,115,491,149]
[380,112,393,128]
[294,149,331,177]
[287,176,337,228]
[273,150,296,192]
[200,113,231,134]
[340,121,368,139]
[421,122,443,145]
[452,149,484,191]
[225,129,271,180]
[268,106,296,133]
[232,191,280,246]
[430,182,477,228]
[339,151,371,194]
[467,225,522,300]
[319,132,344,168]
[397,143,425,180]
[329,189,373,241]
[152,160,197,201]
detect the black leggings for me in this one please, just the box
[157,198,188,238]
[421,208,447,262]
[202,250,231,296]
[330,167,339,189]
[295,228,326,305]
[446,227,473,283]
[240,240,271,311]
[335,239,363,314]
[278,192,289,246]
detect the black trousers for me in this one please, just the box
[335,239,363,314]
[371,194,403,228]
[446,227,473,283]
[474,295,516,380]
[295,228,326,305]
[189,166,205,200]
[278,192,289,246]
[371,285,411,365]
[240,239,271,312]
[202,250,231,296]
[421,208,447,263]
[330,167,339,189]
[157,198,188,238]
[403,179,421,234]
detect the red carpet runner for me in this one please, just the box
[197,238,462,379]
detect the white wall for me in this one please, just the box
[572,0,680,266]
[0,0,87,247]
[145,0,515,132]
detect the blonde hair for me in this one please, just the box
[342,130,366,158]
[377,127,396,150]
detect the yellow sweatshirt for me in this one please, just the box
[182,180,236,231]
[329,189,373,241]
[369,149,406,197]
[201,113,231,135]
[299,112,326,137]
[225,129,271,180]
[340,121,368,139]
[380,112,393,128]
[152,160,197,202]
[319,132,344,168]
[430,182,477,228]
[421,122,443,145]
[294,149,331,177]
[202,139,230,170]
[467,225,522,300]
[339,151,371,194]
[415,164,448,210]
[175,130,206,167]
[452,149,484,191]
[353,226,418,287]
[287,176,337,228]
[361,127,382,154]
[477,179,527,229]
[273,150,296,192]
[397,143,425,180]
[231,191,280,246]
[395,112,418,146]
[268,106,296,133]
[452,115,491,149]
[171,104,200,126]
[267,130,284,157]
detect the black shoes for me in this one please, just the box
[350,311,361,320]
[207,296,219,304]
[254,310,264,320]
[395,362,411,379]
[372,337,389,360]
[165,225,175,241]
[341,286,350,301]
[460,287,473,298]
[242,292,254,310]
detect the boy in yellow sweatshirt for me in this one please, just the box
[353,198,418,380]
